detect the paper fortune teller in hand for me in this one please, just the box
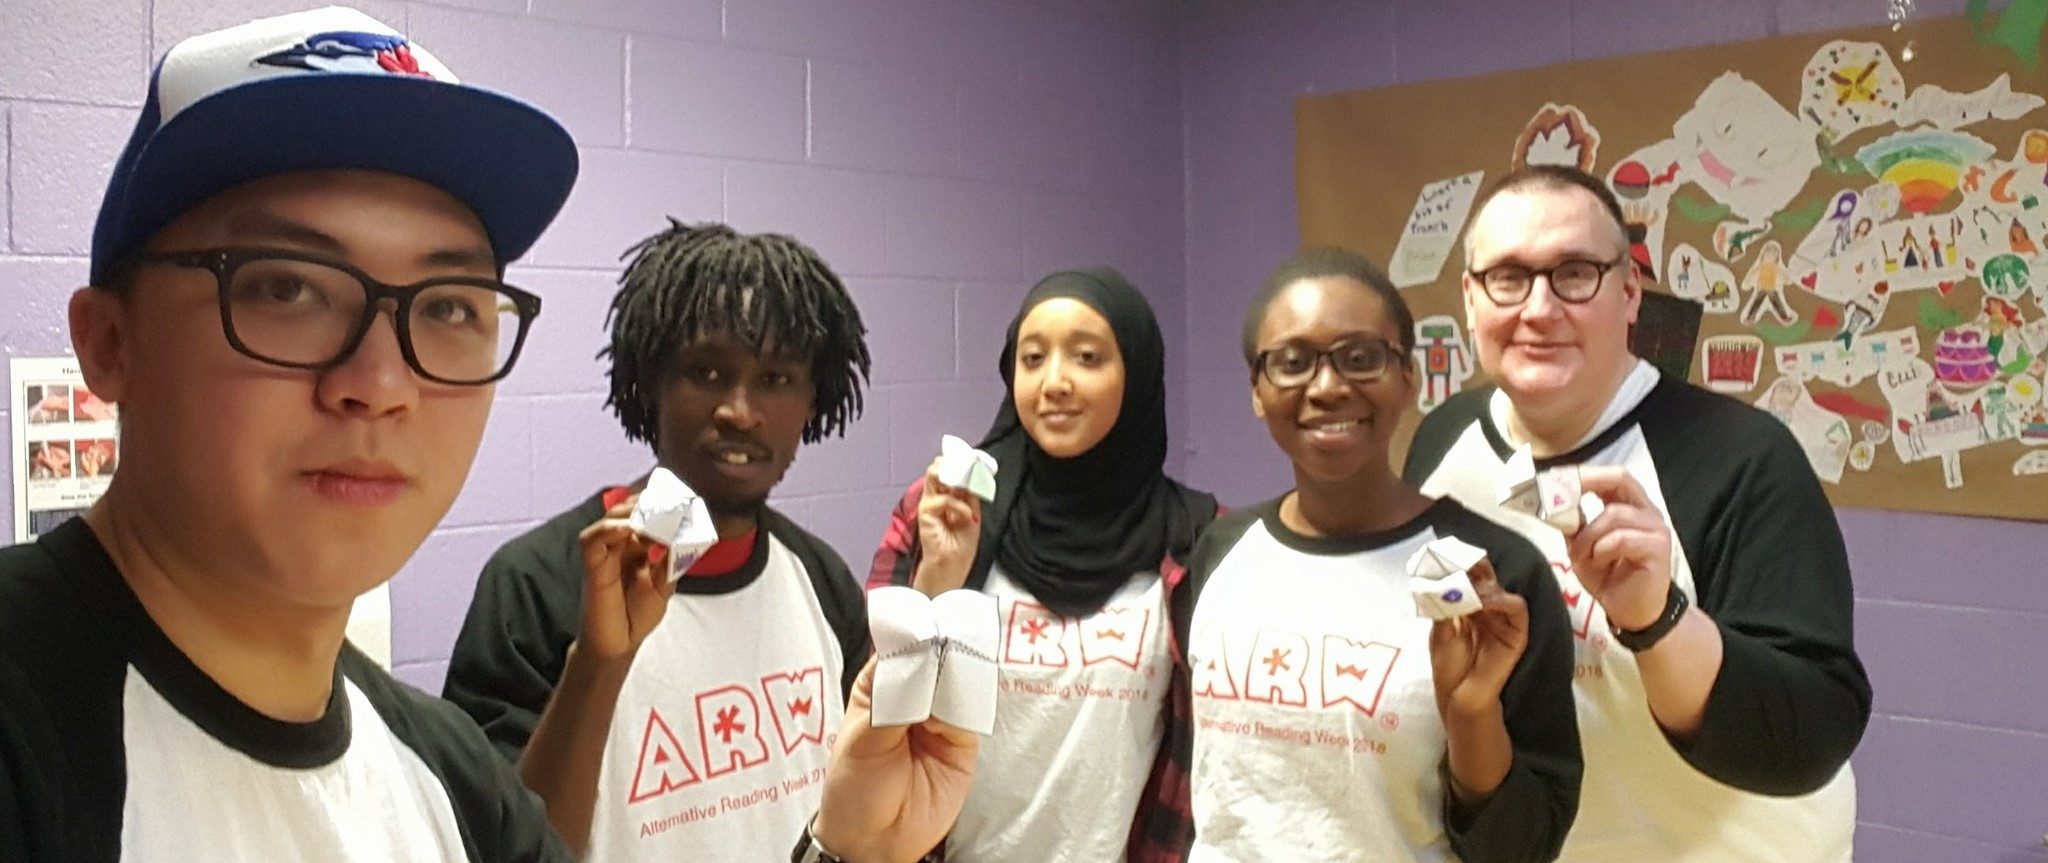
[1406,536,1489,620]
[867,585,1001,735]
[1496,445,1604,535]
[936,434,999,502]
[628,467,721,573]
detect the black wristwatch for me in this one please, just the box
[791,819,848,863]
[1610,582,1689,653]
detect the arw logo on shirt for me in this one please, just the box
[1002,600,1150,669]
[1551,560,1597,639]
[1190,630,1402,716]
[626,666,831,805]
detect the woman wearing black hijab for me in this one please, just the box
[867,267,1217,862]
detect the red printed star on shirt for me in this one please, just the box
[1262,648,1291,675]
[713,705,746,743]
[1020,618,1051,644]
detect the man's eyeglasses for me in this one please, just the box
[1467,257,1623,306]
[1254,337,1404,390]
[126,248,541,386]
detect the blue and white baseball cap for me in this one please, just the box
[90,6,578,284]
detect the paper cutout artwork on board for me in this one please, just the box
[1856,130,1996,216]
[1933,324,2001,396]
[1678,73,1824,223]
[1607,73,1822,274]
[867,586,999,735]
[1702,334,1765,392]
[1794,210,1972,304]
[1405,536,1487,621]
[1898,74,2045,130]
[1798,41,1906,143]
[1513,104,1601,173]
[935,434,998,502]
[1889,377,1997,488]
[1608,160,1678,279]
[2023,405,2048,446]
[1714,220,1772,262]
[2014,450,2048,475]
[2009,373,2043,409]
[1773,327,1920,388]
[1850,441,1878,471]
[1738,241,1798,326]
[2018,318,2048,357]
[1756,378,1855,484]
[1788,189,1875,282]
[1983,299,2031,369]
[1666,243,1740,314]
[1879,356,1942,421]
[1412,315,1474,413]
[1981,254,2033,300]
[1389,171,1484,288]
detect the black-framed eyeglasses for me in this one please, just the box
[126,248,542,386]
[1254,337,1404,389]
[1467,257,1622,306]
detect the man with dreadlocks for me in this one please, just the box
[444,220,875,861]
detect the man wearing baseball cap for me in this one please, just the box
[0,8,976,862]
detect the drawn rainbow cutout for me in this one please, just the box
[1856,130,1997,215]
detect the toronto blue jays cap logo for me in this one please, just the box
[255,30,431,77]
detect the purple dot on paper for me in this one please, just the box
[1442,589,1465,602]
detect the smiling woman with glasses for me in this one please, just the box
[1158,246,1581,863]
[123,247,541,385]
[1253,335,1404,389]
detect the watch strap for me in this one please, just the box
[1611,581,1689,653]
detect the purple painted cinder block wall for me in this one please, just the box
[4,0,2044,856]
[1,0,1187,688]
[1176,0,2048,859]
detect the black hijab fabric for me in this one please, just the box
[966,267,1217,618]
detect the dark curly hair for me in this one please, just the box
[602,220,871,445]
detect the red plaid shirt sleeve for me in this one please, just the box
[1127,553,1195,862]
[867,478,925,591]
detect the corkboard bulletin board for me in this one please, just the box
[1297,15,2048,521]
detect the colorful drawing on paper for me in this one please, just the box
[1412,315,1474,413]
[1773,327,1921,387]
[1335,22,2048,515]
[1800,41,1907,143]
[1854,130,1996,216]
[1755,377,1856,483]
[1667,242,1741,313]
[1739,241,1799,325]
[1513,104,1601,172]
[1607,73,1824,279]
[1389,171,1485,288]
[1702,334,1765,392]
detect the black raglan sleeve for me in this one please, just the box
[442,531,585,765]
[1650,390,1870,795]
[0,665,36,863]
[769,510,872,698]
[352,654,573,863]
[1402,388,1491,484]
[1439,517,1582,863]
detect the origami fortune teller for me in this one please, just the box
[1405,536,1488,620]
[936,434,999,502]
[628,467,721,574]
[867,586,1000,735]
[1496,445,1604,535]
